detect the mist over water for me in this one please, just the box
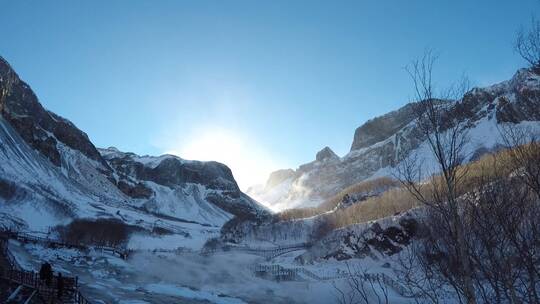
[129,252,336,304]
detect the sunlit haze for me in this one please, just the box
[1,2,540,303]
[164,127,279,190]
[1,0,537,192]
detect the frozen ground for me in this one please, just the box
[9,239,245,303]
[7,239,415,304]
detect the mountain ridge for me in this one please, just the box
[0,56,268,238]
[248,68,540,211]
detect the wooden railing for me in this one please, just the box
[2,238,21,271]
[73,289,92,304]
[0,229,129,259]
[202,242,311,260]
[252,264,301,281]
[0,234,93,303]
[252,263,413,297]
[0,267,90,303]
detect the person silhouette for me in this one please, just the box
[57,272,64,299]
[39,263,46,282]
[43,262,53,287]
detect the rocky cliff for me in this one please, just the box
[0,56,267,235]
[249,68,540,210]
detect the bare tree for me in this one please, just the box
[465,155,528,303]
[500,126,540,200]
[397,121,540,303]
[333,262,389,304]
[516,17,540,71]
[396,238,450,304]
[495,126,540,303]
[396,50,477,303]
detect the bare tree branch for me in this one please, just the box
[516,17,540,71]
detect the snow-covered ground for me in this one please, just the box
[249,68,540,211]
[8,236,418,304]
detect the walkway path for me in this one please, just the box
[203,242,311,260]
[0,234,92,304]
[253,263,412,297]
[3,228,414,300]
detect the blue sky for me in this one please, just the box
[0,1,538,188]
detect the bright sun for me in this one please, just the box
[166,128,278,191]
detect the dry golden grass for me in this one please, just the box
[277,177,399,221]
[279,145,536,232]
[318,177,400,210]
[315,186,420,233]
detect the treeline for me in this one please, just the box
[335,22,540,302]
[311,146,522,238]
[277,145,518,237]
[54,218,142,247]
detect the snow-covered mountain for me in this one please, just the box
[249,68,540,211]
[0,56,268,237]
[99,147,267,225]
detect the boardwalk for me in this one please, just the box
[0,229,129,259]
[206,242,413,298]
[1,227,414,301]
[201,242,311,260]
[252,263,413,297]
[0,234,92,304]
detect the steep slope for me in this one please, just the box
[249,68,540,210]
[0,58,108,169]
[0,56,267,236]
[99,147,267,225]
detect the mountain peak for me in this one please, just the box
[0,56,107,168]
[316,146,338,162]
[0,56,16,75]
[350,103,418,151]
[253,66,540,210]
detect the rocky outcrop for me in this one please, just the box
[0,57,109,168]
[315,147,338,162]
[0,179,16,200]
[0,56,267,229]
[101,151,240,193]
[350,103,417,151]
[99,148,267,219]
[296,215,418,263]
[250,68,540,210]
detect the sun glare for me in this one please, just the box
[166,128,278,191]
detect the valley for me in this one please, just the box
[1,10,540,302]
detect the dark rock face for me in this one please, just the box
[325,232,371,261]
[350,103,417,151]
[0,57,108,168]
[116,180,153,199]
[206,192,264,219]
[100,149,267,218]
[0,179,16,200]
[0,56,267,223]
[315,146,338,162]
[152,158,239,191]
[253,68,540,209]
[102,152,240,193]
[320,217,418,261]
[365,219,417,255]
